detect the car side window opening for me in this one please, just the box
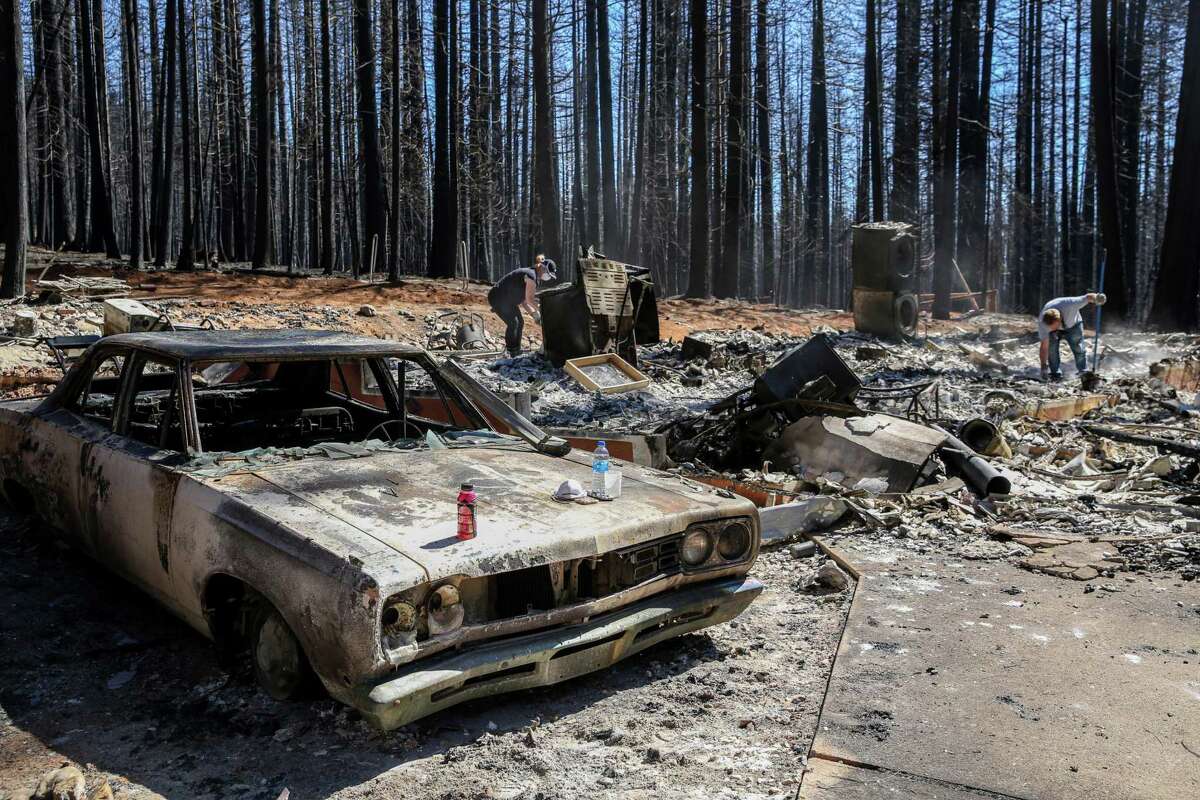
[69,354,128,430]
[127,357,186,451]
[187,356,483,454]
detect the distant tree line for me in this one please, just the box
[0,0,1198,328]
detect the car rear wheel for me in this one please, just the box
[250,605,315,701]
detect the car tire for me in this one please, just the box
[250,605,315,701]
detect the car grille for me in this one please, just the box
[611,534,682,588]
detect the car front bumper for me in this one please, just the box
[341,575,764,730]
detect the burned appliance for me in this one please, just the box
[851,222,919,340]
[539,257,660,367]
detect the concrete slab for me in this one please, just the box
[799,759,1010,800]
[807,544,1200,800]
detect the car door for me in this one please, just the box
[13,348,132,557]
[81,352,190,612]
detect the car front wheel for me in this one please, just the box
[250,605,314,701]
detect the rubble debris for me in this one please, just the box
[789,541,817,558]
[754,334,861,406]
[357,303,378,317]
[1149,357,1200,393]
[33,273,129,301]
[1021,393,1118,421]
[759,496,849,545]
[426,310,492,351]
[957,417,1011,458]
[1020,541,1124,581]
[809,561,850,593]
[564,353,651,394]
[1082,423,1200,460]
[763,414,944,493]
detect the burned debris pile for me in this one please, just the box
[470,319,1200,584]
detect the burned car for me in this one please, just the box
[0,330,762,728]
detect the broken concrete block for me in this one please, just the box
[11,309,38,337]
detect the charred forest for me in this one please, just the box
[0,0,1198,328]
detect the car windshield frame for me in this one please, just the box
[42,341,567,458]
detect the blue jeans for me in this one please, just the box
[1049,321,1087,375]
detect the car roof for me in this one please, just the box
[100,329,425,361]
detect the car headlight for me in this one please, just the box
[427,583,464,635]
[680,528,715,566]
[717,520,752,561]
[381,599,417,634]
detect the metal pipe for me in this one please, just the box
[939,433,1011,497]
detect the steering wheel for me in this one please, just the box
[363,418,424,443]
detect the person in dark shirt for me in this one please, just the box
[487,255,557,357]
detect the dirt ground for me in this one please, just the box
[5,249,1190,800]
[0,506,849,800]
[30,248,982,346]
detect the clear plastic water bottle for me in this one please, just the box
[591,440,610,498]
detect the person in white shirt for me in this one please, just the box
[1037,292,1105,381]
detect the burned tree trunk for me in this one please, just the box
[251,0,272,269]
[891,0,920,228]
[177,0,197,270]
[686,0,709,297]
[319,0,334,273]
[956,0,984,292]
[864,0,884,219]
[1148,0,1200,331]
[122,0,145,269]
[353,0,389,276]
[429,0,456,277]
[153,0,178,266]
[597,0,618,252]
[531,0,563,265]
[78,0,121,257]
[717,0,747,299]
[933,0,962,320]
[803,0,829,306]
[754,0,774,300]
[1090,0,1128,319]
[0,0,28,297]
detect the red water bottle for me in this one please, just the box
[456,483,477,540]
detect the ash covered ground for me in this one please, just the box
[2,259,1199,799]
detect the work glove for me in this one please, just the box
[1094,292,1107,306]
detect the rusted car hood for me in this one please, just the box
[205,445,752,586]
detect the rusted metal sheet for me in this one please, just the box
[684,474,805,508]
[763,413,944,493]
